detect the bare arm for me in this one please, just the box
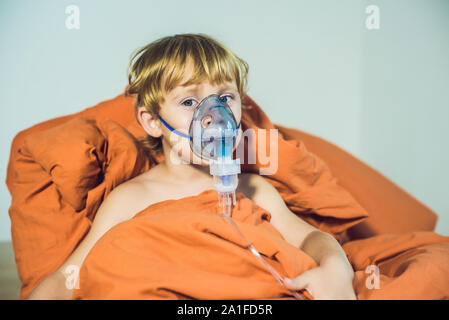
[26,181,150,300]
[240,174,351,268]
[242,174,356,299]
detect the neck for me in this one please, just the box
[160,139,212,186]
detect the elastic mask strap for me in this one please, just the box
[157,115,192,140]
[157,115,241,141]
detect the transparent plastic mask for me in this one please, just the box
[189,94,238,161]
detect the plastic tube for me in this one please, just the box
[217,212,306,300]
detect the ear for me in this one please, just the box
[137,107,162,138]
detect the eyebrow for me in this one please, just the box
[173,84,237,100]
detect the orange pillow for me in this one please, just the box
[237,96,369,237]
[8,116,149,299]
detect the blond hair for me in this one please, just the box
[125,33,250,157]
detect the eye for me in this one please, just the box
[219,94,233,103]
[181,98,197,108]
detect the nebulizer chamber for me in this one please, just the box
[189,94,241,216]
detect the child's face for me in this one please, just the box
[150,63,242,166]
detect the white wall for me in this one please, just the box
[1,0,447,241]
[359,0,449,236]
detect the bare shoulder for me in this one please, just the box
[109,177,149,199]
[96,175,156,223]
[237,173,317,240]
[237,173,288,217]
[115,164,166,200]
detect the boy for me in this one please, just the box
[27,33,356,300]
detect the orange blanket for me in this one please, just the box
[73,190,316,300]
[6,99,449,299]
[71,189,449,300]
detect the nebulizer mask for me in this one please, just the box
[158,93,241,216]
[189,94,241,215]
[158,94,306,300]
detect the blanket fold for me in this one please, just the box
[73,190,318,300]
[343,232,449,299]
